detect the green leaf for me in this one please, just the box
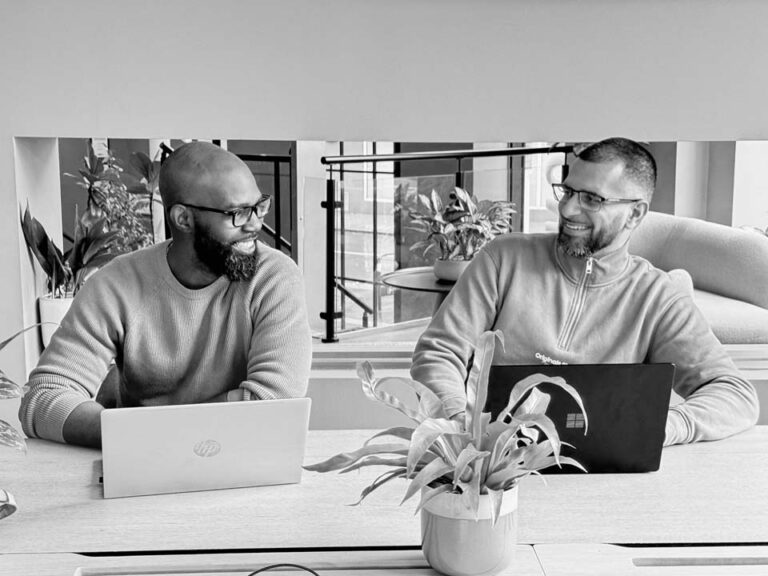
[0,371,22,399]
[414,483,455,514]
[350,468,408,506]
[364,427,415,446]
[400,457,454,505]
[407,418,464,475]
[452,445,490,490]
[488,487,505,526]
[0,324,45,353]
[303,442,409,473]
[128,151,153,179]
[465,330,502,445]
[0,420,26,452]
[339,455,408,474]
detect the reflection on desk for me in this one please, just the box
[0,428,766,555]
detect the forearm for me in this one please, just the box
[664,375,759,445]
[411,251,501,417]
[62,401,104,448]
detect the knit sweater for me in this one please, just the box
[20,240,313,443]
[411,233,759,446]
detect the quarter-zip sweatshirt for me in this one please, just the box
[411,233,759,446]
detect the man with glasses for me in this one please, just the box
[21,142,312,448]
[411,137,758,446]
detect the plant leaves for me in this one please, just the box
[364,426,414,446]
[400,457,454,505]
[303,442,408,473]
[414,483,455,514]
[488,487,505,526]
[339,455,408,474]
[407,418,464,476]
[452,445,490,490]
[465,330,502,445]
[0,420,26,452]
[0,372,22,399]
[350,467,408,506]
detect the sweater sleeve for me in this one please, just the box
[649,293,759,445]
[410,249,501,417]
[19,273,122,442]
[237,254,312,401]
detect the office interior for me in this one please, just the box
[2,1,768,430]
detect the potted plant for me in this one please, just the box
[65,142,155,254]
[0,325,42,519]
[305,331,587,576]
[408,187,516,281]
[20,203,119,346]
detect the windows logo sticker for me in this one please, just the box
[566,413,585,429]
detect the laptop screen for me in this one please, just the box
[486,364,675,473]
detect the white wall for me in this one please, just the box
[4,0,768,382]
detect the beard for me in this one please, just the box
[193,225,259,281]
[557,217,624,259]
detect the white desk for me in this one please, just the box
[0,428,766,565]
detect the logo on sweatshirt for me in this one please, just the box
[193,439,222,457]
[535,352,568,366]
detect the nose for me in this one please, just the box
[558,191,582,218]
[241,210,263,233]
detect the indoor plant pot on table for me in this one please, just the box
[305,331,587,576]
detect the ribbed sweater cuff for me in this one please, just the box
[38,395,90,444]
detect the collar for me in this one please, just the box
[552,236,632,286]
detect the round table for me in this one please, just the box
[380,267,455,311]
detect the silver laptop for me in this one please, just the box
[101,398,311,498]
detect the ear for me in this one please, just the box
[168,204,194,233]
[625,200,649,230]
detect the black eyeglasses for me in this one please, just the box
[552,184,641,213]
[177,195,272,227]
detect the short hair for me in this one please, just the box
[575,137,657,201]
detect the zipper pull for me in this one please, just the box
[585,257,594,276]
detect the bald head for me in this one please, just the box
[159,142,253,206]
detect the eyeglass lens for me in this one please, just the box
[233,196,271,226]
[554,186,602,212]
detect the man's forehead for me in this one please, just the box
[565,158,635,196]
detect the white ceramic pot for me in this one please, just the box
[433,259,471,282]
[421,486,519,576]
[38,295,74,347]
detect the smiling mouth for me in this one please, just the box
[231,238,257,254]
[562,220,591,233]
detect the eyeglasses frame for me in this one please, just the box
[176,195,272,227]
[552,183,642,213]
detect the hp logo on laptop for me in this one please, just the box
[565,413,585,429]
[193,439,222,457]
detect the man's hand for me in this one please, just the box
[62,401,104,449]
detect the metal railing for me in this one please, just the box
[318,144,573,342]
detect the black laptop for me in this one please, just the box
[485,363,675,473]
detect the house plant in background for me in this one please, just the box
[305,331,587,576]
[20,203,119,346]
[408,187,516,281]
[21,140,160,346]
[65,142,155,253]
[0,325,44,519]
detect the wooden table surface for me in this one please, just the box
[0,428,766,555]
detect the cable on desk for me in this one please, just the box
[247,563,321,576]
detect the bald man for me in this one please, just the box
[21,142,312,448]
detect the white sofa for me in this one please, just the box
[629,211,768,344]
